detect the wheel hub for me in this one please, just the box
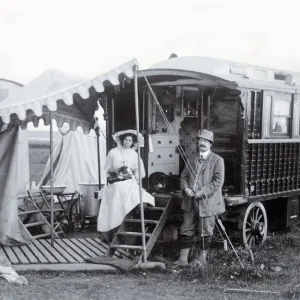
[252,221,265,237]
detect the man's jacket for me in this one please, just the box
[180,151,225,217]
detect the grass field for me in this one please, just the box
[1,227,300,299]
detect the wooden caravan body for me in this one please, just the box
[100,56,300,248]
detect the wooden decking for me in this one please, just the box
[0,238,130,265]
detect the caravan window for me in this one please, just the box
[272,97,291,135]
[262,92,292,138]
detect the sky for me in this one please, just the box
[1,0,300,86]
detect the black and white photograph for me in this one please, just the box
[0,0,300,299]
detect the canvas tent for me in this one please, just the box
[0,59,138,246]
[38,123,106,192]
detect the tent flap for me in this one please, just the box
[0,127,31,245]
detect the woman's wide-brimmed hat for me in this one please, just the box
[112,130,144,147]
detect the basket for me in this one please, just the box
[154,193,172,207]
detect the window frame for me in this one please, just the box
[293,94,300,138]
[262,91,293,139]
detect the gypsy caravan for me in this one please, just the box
[100,56,300,250]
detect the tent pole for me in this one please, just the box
[95,118,102,190]
[134,65,147,263]
[50,111,54,247]
[97,135,101,190]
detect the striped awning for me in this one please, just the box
[0,59,138,133]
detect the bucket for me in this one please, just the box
[78,183,100,217]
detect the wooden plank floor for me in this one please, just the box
[0,238,131,265]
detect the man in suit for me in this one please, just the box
[174,129,225,267]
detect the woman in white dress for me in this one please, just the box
[97,130,155,239]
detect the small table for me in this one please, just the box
[44,191,80,231]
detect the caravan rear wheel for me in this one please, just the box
[241,202,268,248]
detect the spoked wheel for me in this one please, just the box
[242,202,267,249]
[68,199,85,232]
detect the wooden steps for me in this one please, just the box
[106,193,173,262]
[32,233,52,239]
[25,221,45,228]
[145,207,165,211]
[117,232,152,237]
[124,219,159,225]
[110,245,144,250]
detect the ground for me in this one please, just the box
[2,227,300,300]
[0,271,283,300]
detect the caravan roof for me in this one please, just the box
[148,56,300,92]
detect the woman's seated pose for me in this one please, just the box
[97,130,155,240]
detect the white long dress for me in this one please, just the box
[97,146,155,232]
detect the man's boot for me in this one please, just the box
[190,236,211,267]
[192,249,208,266]
[173,248,190,266]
